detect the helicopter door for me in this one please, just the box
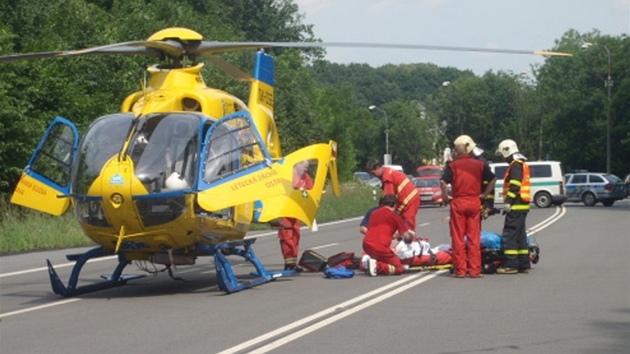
[11,117,79,215]
[253,142,340,227]
[197,112,295,212]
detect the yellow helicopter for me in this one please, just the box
[2,27,571,296]
[5,27,344,295]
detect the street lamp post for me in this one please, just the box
[441,81,463,134]
[582,42,612,173]
[368,105,391,165]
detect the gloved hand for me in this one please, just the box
[503,204,512,213]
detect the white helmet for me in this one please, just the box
[165,172,190,190]
[496,139,519,158]
[454,135,484,157]
[454,135,476,154]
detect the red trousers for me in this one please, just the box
[363,242,405,275]
[449,197,482,276]
[399,197,420,233]
[278,217,301,267]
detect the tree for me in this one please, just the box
[386,100,434,172]
[537,30,629,175]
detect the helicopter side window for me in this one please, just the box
[31,122,75,187]
[203,116,266,183]
[203,125,237,182]
[131,114,200,193]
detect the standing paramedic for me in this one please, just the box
[278,160,313,271]
[440,144,496,278]
[366,160,420,234]
[495,139,531,274]
[453,135,495,216]
[362,194,414,276]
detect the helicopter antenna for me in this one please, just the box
[141,72,148,101]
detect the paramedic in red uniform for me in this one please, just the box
[367,160,420,234]
[278,160,313,271]
[440,144,496,278]
[362,194,414,276]
[454,135,495,216]
[495,139,531,274]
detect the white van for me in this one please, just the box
[490,160,567,208]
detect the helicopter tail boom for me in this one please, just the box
[248,52,281,159]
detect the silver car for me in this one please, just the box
[354,171,381,187]
[564,172,626,207]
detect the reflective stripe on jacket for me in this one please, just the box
[381,168,419,212]
[502,159,530,211]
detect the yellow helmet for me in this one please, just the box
[496,139,519,158]
[454,135,476,154]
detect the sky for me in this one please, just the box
[294,0,629,76]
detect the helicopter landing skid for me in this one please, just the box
[196,239,290,294]
[47,246,145,297]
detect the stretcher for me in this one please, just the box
[481,231,540,274]
[407,263,453,272]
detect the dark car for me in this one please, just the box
[625,174,630,197]
[413,177,444,207]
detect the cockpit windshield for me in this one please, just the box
[73,113,135,195]
[129,113,201,193]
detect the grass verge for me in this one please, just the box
[0,182,380,254]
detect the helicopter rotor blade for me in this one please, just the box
[190,40,571,79]
[193,40,573,57]
[0,40,186,63]
[0,34,572,75]
[202,53,253,82]
[59,40,185,59]
[0,51,65,62]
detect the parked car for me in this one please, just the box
[354,171,371,183]
[625,173,630,197]
[353,171,381,187]
[490,160,567,208]
[564,172,626,206]
[413,177,444,207]
[416,165,443,178]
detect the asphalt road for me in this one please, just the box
[1,200,629,354]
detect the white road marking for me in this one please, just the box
[528,205,566,235]
[310,243,339,250]
[251,272,444,353]
[216,271,444,354]
[0,255,117,278]
[0,298,81,319]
